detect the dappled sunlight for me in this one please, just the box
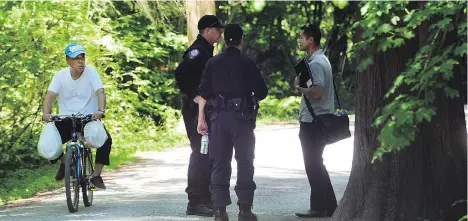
[0,125,353,221]
[254,125,354,172]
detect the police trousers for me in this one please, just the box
[299,121,337,213]
[182,98,213,204]
[209,110,256,208]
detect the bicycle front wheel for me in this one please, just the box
[65,146,80,213]
[82,148,94,207]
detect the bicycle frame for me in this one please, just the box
[68,114,85,181]
[66,142,82,182]
[51,113,97,212]
[56,114,93,186]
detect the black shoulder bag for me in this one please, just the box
[303,78,351,145]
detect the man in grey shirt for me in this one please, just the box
[294,24,337,218]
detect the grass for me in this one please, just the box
[256,116,298,127]
[0,150,137,207]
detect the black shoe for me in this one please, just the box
[90,176,107,190]
[238,205,258,221]
[295,209,326,218]
[238,211,258,221]
[55,163,65,181]
[205,201,214,210]
[186,202,214,217]
[214,207,229,221]
[327,207,336,217]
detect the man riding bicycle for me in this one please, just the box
[42,42,112,190]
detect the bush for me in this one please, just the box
[258,96,301,122]
[0,1,186,175]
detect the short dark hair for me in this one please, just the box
[224,24,243,47]
[301,24,321,47]
[226,39,241,47]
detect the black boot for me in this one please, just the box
[204,200,214,210]
[295,209,327,218]
[238,204,257,221]
[214,207,229,221]
[186,202,214,217]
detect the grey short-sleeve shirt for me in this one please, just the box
[298,49,335,123]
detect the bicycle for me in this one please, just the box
[50,114,100,213]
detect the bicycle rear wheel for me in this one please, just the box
[82,148,94,207]
[65,146,80,213]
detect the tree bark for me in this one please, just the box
[185,0,215,45]
[334,5,467,221]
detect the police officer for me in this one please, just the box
[197,24,268,221]
[174,14,224,217]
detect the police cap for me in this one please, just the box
[198,15,225,30]
[224,24,243,42]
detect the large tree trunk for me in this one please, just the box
[334,5,467,221]
[185,0,215,45]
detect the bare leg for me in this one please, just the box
[94,163,104,176]
[59,154,66,163]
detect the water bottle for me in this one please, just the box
[201,134,209,154]
[339,109,346,116]
[335,109,346,116]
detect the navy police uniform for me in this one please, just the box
[198,24,268,221]
[174,14,224,217]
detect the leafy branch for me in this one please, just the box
[351,1,467,162]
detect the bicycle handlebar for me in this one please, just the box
[50,113,105,122]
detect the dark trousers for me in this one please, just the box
[299,121,337,213]
[50,119,112,166]
[209,110,256,208]
[182,99,213,204]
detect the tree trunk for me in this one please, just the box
[334,6,467,221]
[185,0,215,45]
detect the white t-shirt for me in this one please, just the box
[48,66,104,115]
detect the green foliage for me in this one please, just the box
[264,71,293,98]
[0,1,358,176]
[217,1,343,100]
[258,96,301,122]
[0,1,186,174]
[0,0,357,204]
[351,1,467,162]
[0,1,103,170]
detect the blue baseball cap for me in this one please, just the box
[65,42,86,58]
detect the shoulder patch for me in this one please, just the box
[188,49,200,60]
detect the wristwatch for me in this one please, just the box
[98,109,105,113]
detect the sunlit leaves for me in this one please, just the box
[352,1,467,161]
[0,0,186,170]
[391,16,400,25]
[454,43,467,57]
[252,0,266,12]
[332,0,348,9]
[377,23,392,33]
[357,57,373,72]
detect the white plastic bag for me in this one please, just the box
[83,120,108,148]
[37,122,63,160]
